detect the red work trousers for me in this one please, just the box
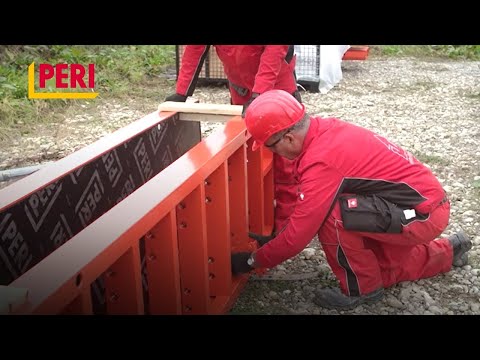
[317,199,453,296]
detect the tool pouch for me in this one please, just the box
[339,194,404,233]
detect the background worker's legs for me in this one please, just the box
[317,201,452,296]
[229,87,250,105]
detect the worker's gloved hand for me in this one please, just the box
[165,93,187,102]
[231,252,253,275]
[241,92,260,118]
[248,232,275,247]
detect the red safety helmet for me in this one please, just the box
[245,89,306,151]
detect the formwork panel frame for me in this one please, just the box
[144,211,182,315]
[5,110,273,315]
[104,245,144,315]
[205,162,232,298]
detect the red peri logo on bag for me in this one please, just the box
[347,198,358,208]
[28,62,99,99]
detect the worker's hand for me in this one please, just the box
[165,93,187,102]
[231,252,253,275]
[241,92,260,118]
[248,232,275,247]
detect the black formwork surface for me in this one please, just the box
[0,114,201,314]
[175,45,321,93]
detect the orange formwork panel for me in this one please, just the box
[247,140,274,238]
[144,211,182,315]
[4,108,272,315]
[176,184,211,314]
[205,162,232,297]
[0,108,201,314]
[103,245,145,315]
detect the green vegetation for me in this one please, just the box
[473,179,480,189]
[369,45,480,60]
[412,80,436,91]
[466,92,480,99]
[0,45,176,137]
[1,45,479,139]
[413,152,451,167]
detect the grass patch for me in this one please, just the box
[466,92,480,99]
[413,152,451,166]
[473,179,480,189]
[369,45,480,60]
[1,45,478,143]
[473,186,480,204]
[412,80,436,90]
[0,45,176,134]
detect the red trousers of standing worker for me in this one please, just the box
[317,199,453,296]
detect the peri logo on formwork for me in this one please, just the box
[0,214,33,278]
[24,181,63,232]
[102,149,123,188]
[74,170,105,228]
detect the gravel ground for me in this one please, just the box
[0,57,479,315]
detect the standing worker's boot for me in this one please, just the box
[448,231,472,267]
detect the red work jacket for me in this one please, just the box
[255,116,446,268]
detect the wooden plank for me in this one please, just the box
[179,113,233,123]
[158,102,243,116]
[349,45,369,51]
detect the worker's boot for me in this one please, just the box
[448,231,472,267]
[313,287,384,310]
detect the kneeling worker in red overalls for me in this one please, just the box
[231,89,472,310]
